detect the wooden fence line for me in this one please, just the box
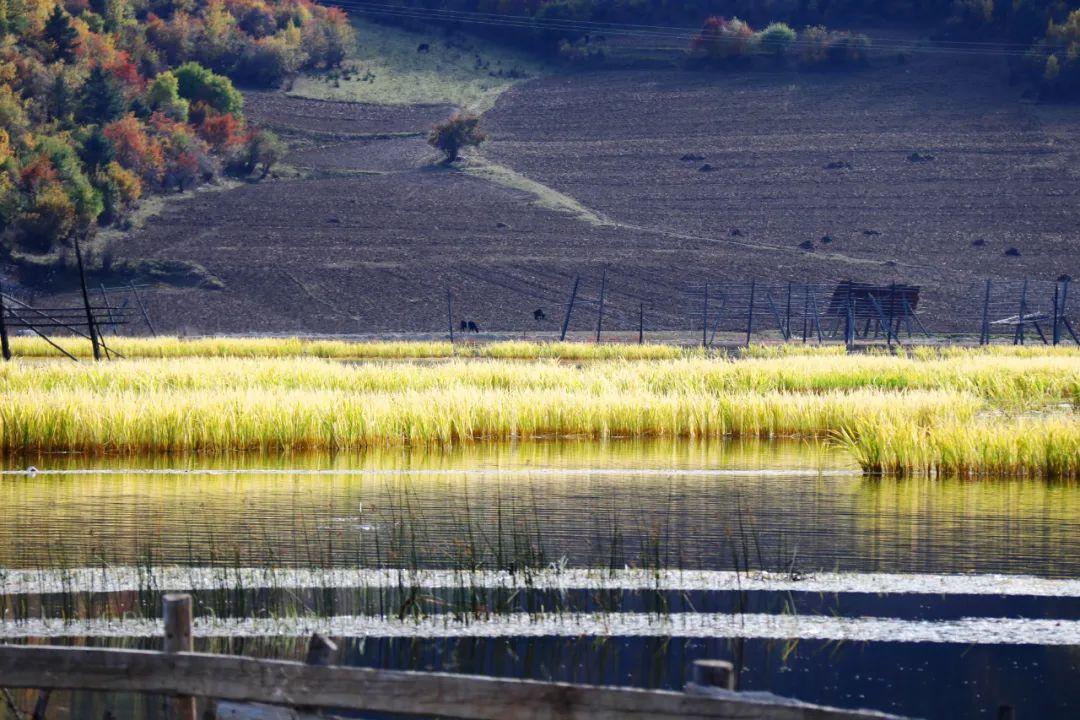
[0,594,904,720]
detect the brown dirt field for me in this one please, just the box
[36,50,1080,338]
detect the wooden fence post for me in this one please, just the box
[844,283,855,350]
[559,277,579,342]
[980,279,992,345]
[745,279,755,346]
[1052,281,1061,346]
[689,659,735,691]
[163,593,196,720]
[1015,280,1028,346]
[446,290,454,344]
[701,281,708,348]
[638,303,644,345]
[595,269,607,343]
[72,235,101,361]
[96,284,113,359]
[0,275,11,361]
[785,282,792,342]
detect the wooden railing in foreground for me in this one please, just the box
[0,594,906,720]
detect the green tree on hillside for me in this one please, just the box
[44,5,80,63]
[174,62,243,115]
[79,66,128,124]
[80,126,116,172]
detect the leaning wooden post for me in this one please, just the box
[0,275,11,361]
[446,289,454,344]
[72,234,101,361]
[744,279,755,346]
[163,593,196,720]
[594,269,607,343]
[638,302,644,345]
[96,284,113,359]
[559,276,579,342]
[130,281,156,337]
[689,659,735,691]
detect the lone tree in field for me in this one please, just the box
[428,113,486,163]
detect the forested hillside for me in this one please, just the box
[0,0,352,274]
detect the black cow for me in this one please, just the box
[467,321,479,333]
[533,308,546,321]
[417,43,430,53]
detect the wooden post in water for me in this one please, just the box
[163,594,196,720]
[744,279,755,346]
[691,659,735,691]
[73,235,101,361]
[559,276,579,342]
[595,269,607,343]
[0,275,11,361]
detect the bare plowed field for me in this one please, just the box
[45,50,1080,337]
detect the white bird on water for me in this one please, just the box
[25,466,38,477]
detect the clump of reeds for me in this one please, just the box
[837,415,1080,479]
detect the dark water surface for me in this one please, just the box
[1,439,1077,719]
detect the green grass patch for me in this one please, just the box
[289,20,546,111]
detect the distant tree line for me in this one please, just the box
[377,1,1080,97]
[0,0,353,275]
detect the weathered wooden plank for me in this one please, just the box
[0,645,902,720]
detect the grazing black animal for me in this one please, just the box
[825,160,851,170]
[1004,247,1021,257]
[729,228,742,237]
[820,235,833,244]
[467,321,479,333]
[698,163,714,172]
[908,152,935,163]
[680,153,704,162]
[972,238,986,247]
[417,43,430,53]
[862,229,881,236]
[534,308,546,321]
[799,240,814,250]
[459,320,468,331]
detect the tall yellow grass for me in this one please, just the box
[838,416,1080,479]
[2,354,1074,404]
[5,336,686,361]
[0,387,975,454]
[0,350,1075,476]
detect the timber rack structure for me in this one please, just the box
[0,594,905,720]
[0,237,155,362]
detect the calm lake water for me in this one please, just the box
[1,439,1078,719]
